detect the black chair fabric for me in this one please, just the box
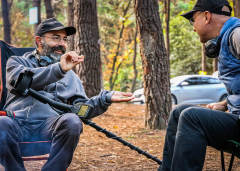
[0,40,34,110]
[0,40,51,157]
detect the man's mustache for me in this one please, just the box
[51,46,66,54]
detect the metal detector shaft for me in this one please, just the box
[27,88,162,165]
[28,89,73,112]
[81,118,162,165]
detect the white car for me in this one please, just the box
[132,75,228,105]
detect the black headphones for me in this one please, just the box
[204,36,222,58]
[38,55,55,67]
[33,50,55,67]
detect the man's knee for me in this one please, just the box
[179,106,205,125]
[0,117,16,130]
[169,104,195,122]
[60,113,83,136]
[0,117,19,152]
[183,105,206,116]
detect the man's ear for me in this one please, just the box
[35,36,42,47]
[204,11,212,24]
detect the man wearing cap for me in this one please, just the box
[158,0,240,170]
[0,18,134,171]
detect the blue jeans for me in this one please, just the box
[0,113,82,171]
[158,104,240,171]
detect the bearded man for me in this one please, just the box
[1,18,133,171]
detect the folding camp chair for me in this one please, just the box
[220,140,240,171]
[0,40,51,162]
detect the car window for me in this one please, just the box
[194,77,221,85]
[170,76,190,85]
[184,77,200,85]
[199,77,212,85]
[207,77,221,84]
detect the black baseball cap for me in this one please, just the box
[181,0,232,20]
[35,18,76,36]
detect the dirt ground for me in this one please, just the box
[21,103,240,170]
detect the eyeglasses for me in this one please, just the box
[189,11,203,25]
[189,17,195,25]
[41,35,70,44]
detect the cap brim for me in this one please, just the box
[64,26,76,36]
[44,26,76,36]
[181,10,197,20]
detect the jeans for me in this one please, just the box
[158,104,240,171]
[0,113,82,171]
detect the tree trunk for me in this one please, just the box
[164,0,170,57]
[74,0,102,97]
[1,0,11,43]
[67,0,75,51]
[44,0,54,18]
[201,44,206,72]
[213,58,218,73]
[233,0,240,18]
[131,28,138,93]
[33,0,41,31]
[135,0,171,129]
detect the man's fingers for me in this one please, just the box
[119,92,133,97]
[67,51,84,63]
[71,55,84,63]
[60,52,85,72]
[111,91,135,102]
[114,91,133,97]
[112,96,135,102]
[206,104,212,109]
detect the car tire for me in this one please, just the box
[171,94,177,105]
[219,94,228,102]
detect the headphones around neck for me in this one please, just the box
[204,36,221,58]
[38,55,55,67]
[34,50,56,67]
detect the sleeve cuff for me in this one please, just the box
[106,91,114,103]
[55,62,67,77]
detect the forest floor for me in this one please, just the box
[11,103,240,170]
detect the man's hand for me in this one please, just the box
[206,100,227,111]
[60,51,84,72]
[111,91,135,102]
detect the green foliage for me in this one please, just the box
[98,0,142,91]
[0,0,34,47]
[0,0,69,47]
[51,0,68,24]
[169,15,202,77]
[168,0,213,77]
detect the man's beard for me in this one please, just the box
[40,41,66,63]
